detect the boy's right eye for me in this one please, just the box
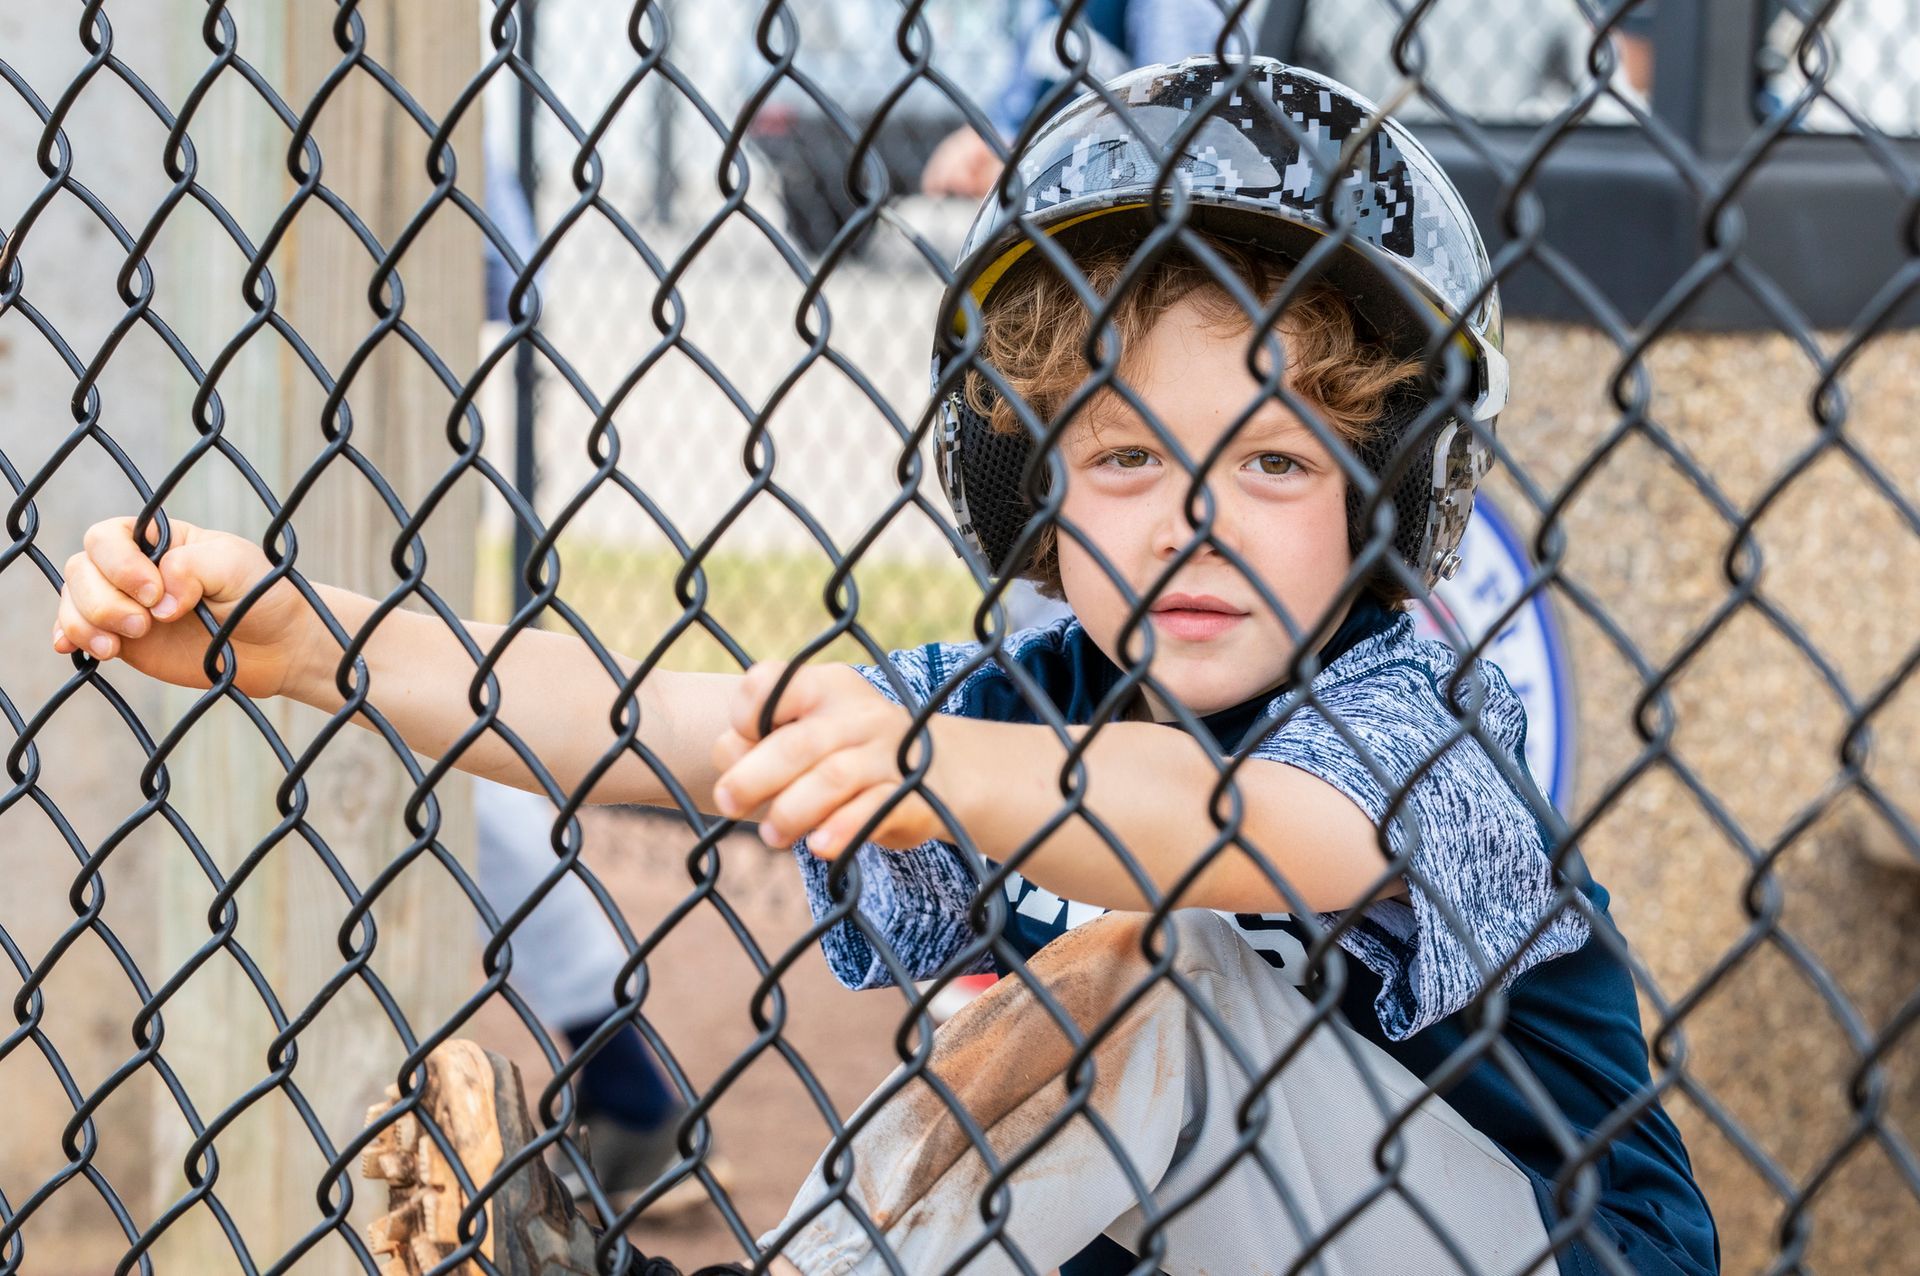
[1100,448,1154,469]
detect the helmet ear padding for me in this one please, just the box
[1344,384,1442,587]
[942,379,1042,580]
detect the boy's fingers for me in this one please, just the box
[731,663,779,736]
[758,748,882,848]
[153,552,206,620]
[731,660,802,741]
[710,728,750,776]
[128,512,184,550]
[808,785,898,859]
[734,662,870,741]
[56,591,116,660]
[63,553,150,640]
[155,539,254,615]
[83,517,167,608]
[712,719,852,820]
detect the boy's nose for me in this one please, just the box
[1150,473,1231,562]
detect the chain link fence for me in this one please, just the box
[3,1,1919,1274]
[493,0,1005,674]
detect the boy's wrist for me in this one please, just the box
[923,715,1064,851]
[922,714,989,842]
[280,583,367,707]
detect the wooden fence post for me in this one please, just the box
[151,4,486,1269]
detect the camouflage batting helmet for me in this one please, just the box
[931,55,1507,592]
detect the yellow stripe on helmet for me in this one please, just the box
[950,198,1483,380]
[950,204,1149,339]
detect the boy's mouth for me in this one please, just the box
[1147,593,1247,642]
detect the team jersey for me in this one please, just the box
[790,600,1720,1276]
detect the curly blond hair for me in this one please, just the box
[962,233,1425,605]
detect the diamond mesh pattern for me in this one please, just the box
[3,2,1918,1274]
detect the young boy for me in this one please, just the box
[52,58,1716,1276]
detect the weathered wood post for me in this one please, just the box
[146,4,486,1269]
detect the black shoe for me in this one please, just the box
[555,1106,736,1221]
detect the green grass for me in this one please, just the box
[475,535,987,672]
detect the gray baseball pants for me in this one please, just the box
[764,909,1556,1276]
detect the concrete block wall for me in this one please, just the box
[1493,319,1920,1272]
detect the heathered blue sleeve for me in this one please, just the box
[788,643,996,991]
[1249,622,1591,1040]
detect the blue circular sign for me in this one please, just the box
[1411,496,1578,810]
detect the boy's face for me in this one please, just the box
[1054,293,1356,719]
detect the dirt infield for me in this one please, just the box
[468,805,920,1270]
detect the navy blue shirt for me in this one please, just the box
[796,602,1719,1275]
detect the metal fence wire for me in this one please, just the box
[3,1,1919,1275]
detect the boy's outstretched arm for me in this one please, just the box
[52,516,738,809]
[712,662,1407,916]
[290,583,740,807]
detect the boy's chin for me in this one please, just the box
[1151,664,1290,719]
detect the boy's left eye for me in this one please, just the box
[1247,453,1302,476]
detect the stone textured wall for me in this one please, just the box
[1493,319,1920,1272]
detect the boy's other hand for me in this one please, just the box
[710,662,945,857]
[53,516,313,700]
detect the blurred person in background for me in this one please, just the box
[477,151,728,1220]
[920,0,1243,199]
[474,781,719,1217]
